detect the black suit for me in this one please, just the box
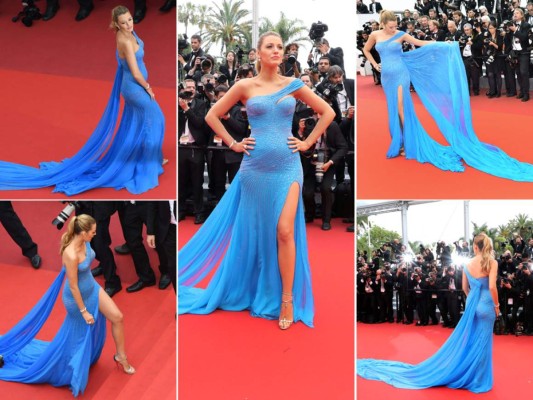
[178,97,209,217]
[302,121,348,223]
[147,201,176,292]
[209,103,248,200]
[77,201,122,290]
[327,47,345,72]
[218,64,238,84]
[0,202,38,260]
[183,48,205,74]
[368,2,382,13]
[511,22,531,98]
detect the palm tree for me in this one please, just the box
[178,2,197,36]
[259,12,310,47]
[202,0,251,55]
[510,213,532,238]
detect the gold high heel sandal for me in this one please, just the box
[113,354,136,375]
[278,292,294,330]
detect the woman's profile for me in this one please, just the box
[358,233,498,393]
[0,6,166,196]
[178,31,335,330]
[362,9,533,182]
[0,214,134,396]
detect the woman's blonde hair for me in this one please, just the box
[60,214,96,255]
[380,10,398,26]
[110,5,130,32]
[474,233,494,274]
[256,31,283,73]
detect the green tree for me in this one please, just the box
[178,2,198,36]
[201,0,251,55]
[357,225,401,256]
[259,12,310,46]
[509,213,532,238]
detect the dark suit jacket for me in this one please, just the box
[183,48,205,73]
[368,2,382,13]
[219,64,238,84]
[511,22,532,54]
[146,201,174,241]
[327,47,345,71]
[178,98,209,146]
[342,78,354,106]
[209,103,248,163]
[324,121,348,165]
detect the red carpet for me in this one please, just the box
[357,76,533,199]
[357,322,533,400]
[178,218,354,400]
[0,2,176,199]
[0,202,176,399]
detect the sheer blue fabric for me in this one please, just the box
[179,79,314,327]
[0,242,106,397]
[377,31,533,181]
[0,31,164,195]
[358,267,495,393]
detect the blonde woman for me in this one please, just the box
[0,215,134,397]
[358,233,498,393]
[362,9,533,182]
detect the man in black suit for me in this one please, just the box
[368,0,383,14]
[509,7,531,101]
[78,201,122,297]
[146,201,176,292]
[452,10,467,32]
[0,202,41,269]
[209,85,248,201]
[356,0,369,13]
[178,79,209,224]
[180,35,205,75]
[317,39,345,72]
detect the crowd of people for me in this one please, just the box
[23,0,175,23]
[357,236,533,336]
[178,33,354,231]
[358,1,533,101]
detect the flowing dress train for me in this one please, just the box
[377,30,533,181]
[178,79,314,327]
[358,267,495,393]
[0,242,106,396]
[0,31,164,195]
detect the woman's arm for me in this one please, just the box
[63,251,94,324]
[489,259,500,315]
[402,32,433,47]
[290,85,335,152]
[204,80,254,155]
[118,37,155,99]
[462,268,469,297]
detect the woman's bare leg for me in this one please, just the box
[277,182,300,327]
[398,85,405,155]
[98,288,134,371]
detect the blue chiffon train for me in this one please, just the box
[358,267,495,393]
[0,242,105,396]
[0,32,164,195]
[178,79,314,327]
[377,30,533,181]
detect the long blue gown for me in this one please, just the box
[0,31,164,195]
[377,30,533,181]
[358,267,495,393]
[0,242,106,396]
[178,79,314,327]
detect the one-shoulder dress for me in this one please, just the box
[358,267,495,393]
[0,31,164,195]
[0,242,106,396]
[376,30,533,181]
[178,79,314,327]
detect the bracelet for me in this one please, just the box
[228,139,237,148]
[80,307,87,313]
[494,303,499,308]
[145,83,151,90]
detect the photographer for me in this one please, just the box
[484,21,505,97]
[218,51,238,86]
[460,23,483,95]
[440,265,461,328]
[520,263,533,335]
[180,34,205,74]
[511,233,526,255]
[281,43,302,78]
[178,79,209,224]
[452,10,467,32]
[415,0,433,16]
[509,7,531,101]
[314,38,345,72]
[298,107,347,230]
[412,272,429,325]
[400,9,416,31]
[356,0,370,14]
[376,268,394,323]
[498,272,520,333]
[394,262,414,324]
[187,54,215,84]
[499,250,517,275]
[208,85,248,201]
[428,19,447,41]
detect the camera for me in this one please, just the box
[178,90,194,100]
[311,150,328,183]
[309,21,329,45]
[178,33,190,55]
[52,201,81,230]
[287,53,298,65]
[234,45,247,65]
[215,74,228,84]
[12,0,41,27]
[316,81,343,101]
